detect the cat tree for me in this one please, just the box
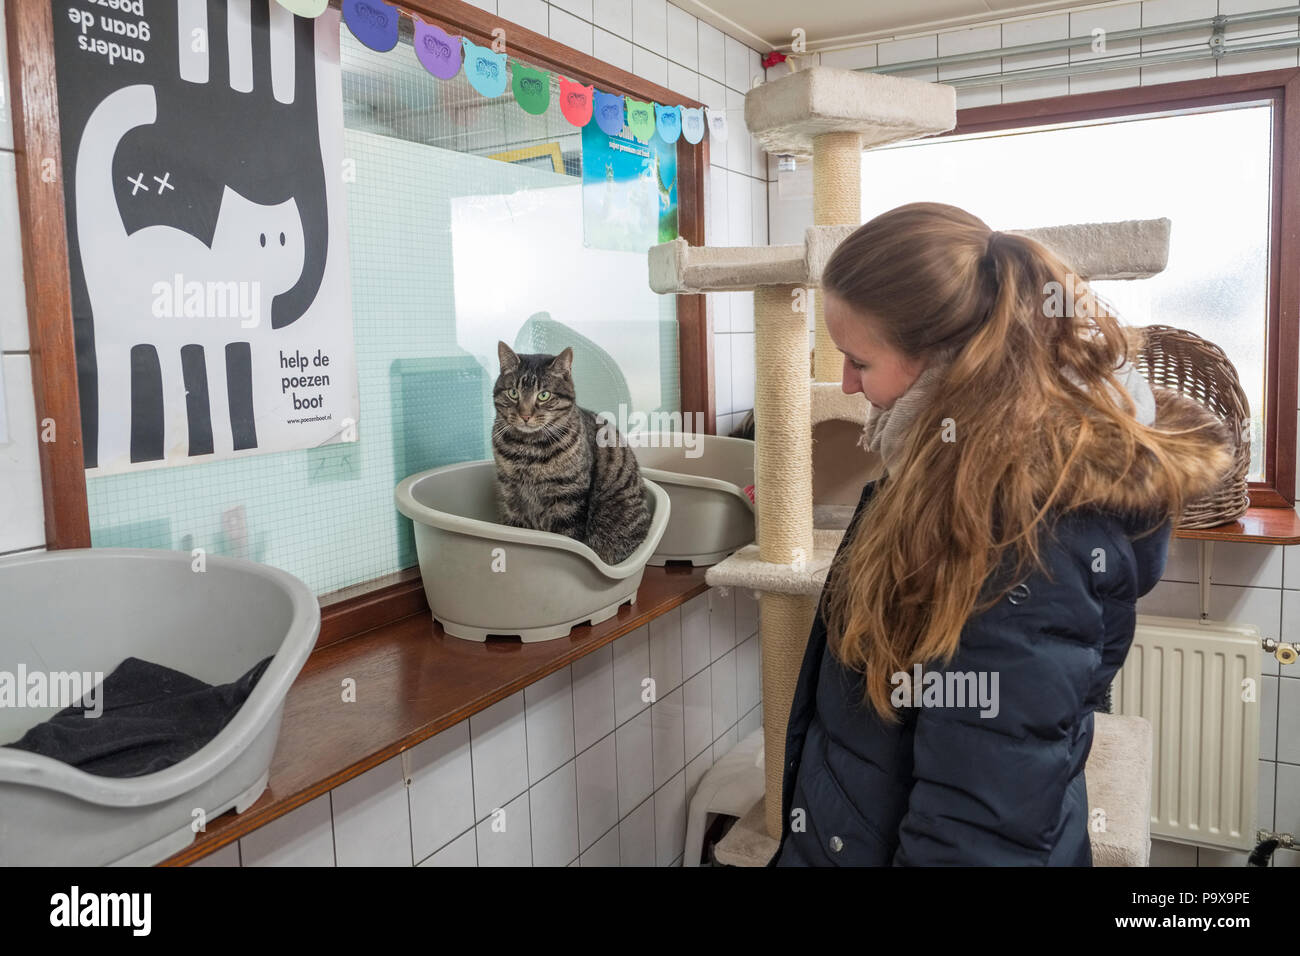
[649,66,1169,867]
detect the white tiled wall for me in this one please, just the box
[191,588,762,867]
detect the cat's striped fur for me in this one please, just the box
[491,342,651,565]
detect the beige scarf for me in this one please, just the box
[859,353,1157,476]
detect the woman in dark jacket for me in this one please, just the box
[768,202,1235,866]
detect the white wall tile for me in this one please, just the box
[633,46,668,88]
[1069,3,1141,95]
[618,795,656,865]
[709,585,736,661]
[592,0,631,39]
[1283,545,1300,589]
[529,762,580,866]
[698,20,726,83]
[1161,535,1200,583]
[408,719,475,861]
[1,151,30,352]
[714,721,739,756]
[594,28,633,73]
[666,4,698,70]
[651,685,685,789]
[667,61,699,100]
[1136,578,1198,618]
[1275,761,1300,847]
[549,7,593,55]
[464,0,497,12]
[1258,758,1275,831]
[1149,838,1196,865]
[1217,0,1300,79]
[685,745,712,807]
[576,731,618,849]
[653,770,687,865]
[0,356,45,553]
[572,643,615,752]
[725,169,751,244]
[616,706,653,811]
[649,605,683,695]
[877,35,938,82]
[1277,677,1300,764]
[1261,675,1278,760]
[580,824,620,865]
[738,701,761,738]
[735,587,759,641]
[736,632,761,716]
[240,794,334,866]
[470,691,530,820]
[417,828,477,866]
[750,178,768,246]
[730,332,755,412]
[632,0,667,57]
[476,790,532,865]
[683,668,713,762]
[499,0,549,35]
[724,84,751,176]
[938,22,1002,106]
[550,0,593,21]
[681,592,711,677]
[1141,0,1217,85]
[711,647,738,740]
[525,666,576,785]
[1213,542,1284,589]
[1002,14,1070,103]
[611,624,651,724]
[724,34,754,92]
[714,331,734,414]
[820,45,877,70]
[330,757,412,866]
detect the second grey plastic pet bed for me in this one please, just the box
[634,434,756,566]
[395,460,670,642]
[0,548,319,866]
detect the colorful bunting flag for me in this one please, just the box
[512,61,551,115]
[559,77,594,127]
[342,0,398,52]
[681,106,705,144]
[414,20,462,79]
[594,90,626,136]
[462,37,508,97]
[655,103,682,143]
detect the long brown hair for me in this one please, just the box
[821,202,1228,723]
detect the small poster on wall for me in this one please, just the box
[50,0,359,475]
[581,120,678,253]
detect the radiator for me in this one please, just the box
[1110,614,1262,852]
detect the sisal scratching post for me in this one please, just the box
[812,131,862,383]
[754,284,816,839]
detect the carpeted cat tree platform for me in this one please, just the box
[649,66,1164,868]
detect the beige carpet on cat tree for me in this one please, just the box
[649,65,1162,867]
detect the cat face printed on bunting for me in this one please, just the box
[414,20,462,79]
[512,62,551,115]
[655,103,682,143]
[462,37,508,97]
[342,0,399,52]
[681,107,705,144]
[625,98,656,142]
[559,77,594,126]
[705,107,728,142]
[593,90,626,136]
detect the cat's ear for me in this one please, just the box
[498,341,520,374]
[550,347,574,376]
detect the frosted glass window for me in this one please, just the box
[859,104,1272,482]
[84,24,680,594]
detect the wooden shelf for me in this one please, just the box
[1173,505,1300,545]
[160,563,711,866]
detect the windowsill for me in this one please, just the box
[1172,504,1300,544]
[160,563,711,866]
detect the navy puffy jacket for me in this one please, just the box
[767,476,1174,866]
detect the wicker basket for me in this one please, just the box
[1131,324,1251,529]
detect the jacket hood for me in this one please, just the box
[1058,384,1238,525]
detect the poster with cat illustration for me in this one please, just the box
[51,0,359,474]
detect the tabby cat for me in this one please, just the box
[491,342,652,565]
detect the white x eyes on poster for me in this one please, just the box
[51,0,359,475]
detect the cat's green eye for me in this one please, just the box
[538,391,551,402]
[507,387,519,399]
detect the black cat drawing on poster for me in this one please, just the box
[51,0,330,469]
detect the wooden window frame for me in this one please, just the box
[6,0,714,644]
[946,69,1300,509]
